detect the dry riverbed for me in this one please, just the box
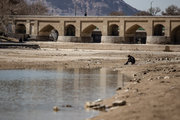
[0,43,180,120]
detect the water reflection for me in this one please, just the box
[0,68,130,120]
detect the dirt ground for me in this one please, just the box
[0,42,180,120]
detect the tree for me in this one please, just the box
[148,7,161,15]
[0,0,20,34]
[0,0,48,34]
[134,7,161,16]
[162,5,180,15]
[16,1,48,15]
[109,11,125,16]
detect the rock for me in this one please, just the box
[133,89,139,93]
[157,76,163,80]
[160,81,170,83]
[92,105,106,111]
[85,102,100,108]
[53,106,59,112]
[116,87,122,91]
[124,89,129,92]
[160,81,165,83]
[94,99,103,103]
[175,57,179,60]
[147,59,151,62]
[112,100,126,106]
[136,79,141,83]
[133,74,137,77]
[164,76,170,79]
[148,78,153,81]
[66,105,72,107]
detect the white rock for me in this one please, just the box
[164,76,170,79]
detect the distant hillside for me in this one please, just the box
[26,0,139,16]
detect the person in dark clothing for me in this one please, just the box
[124,55,136,65]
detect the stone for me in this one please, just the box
[94,99,103,103]
[160,81,165,83]
[147,59,151,62]
[175,57,179,60]
[112,100,126,106]
[133,74,137,77]
[85,102,100,108]
[148,78,153,81]
[66,105,72,107]
[157,76,163,80]
[53,106,59,112]
[116,87,122,91]
[136,79,141,83]
[164,76,170,79]
[124,89,129,92]
[92,105,106,111]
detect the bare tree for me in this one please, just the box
[0,0,20,34]
[148,7,161,16]
[0,0,48,35]
[162,5,180,15]
[16,1,48,15]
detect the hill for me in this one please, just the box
[27,0,139,16]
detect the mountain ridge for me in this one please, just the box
[26,0,139,16]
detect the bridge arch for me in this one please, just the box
[171,25,180,44]
[15,24,26,34]
[125,24,147,44]
[153,24,165,36]
[65,25,75,36]
[108,24,119,36]
[81,24,102,43]
[39,24,59,41]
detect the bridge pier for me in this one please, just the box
[80,37,93,43]
[146,36,171,44]
[57,36,80,42]
[101,36,125,43]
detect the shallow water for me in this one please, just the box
[0,68,129,120]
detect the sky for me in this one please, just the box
[124,0,180,11]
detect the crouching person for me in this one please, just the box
[124,55,136,65]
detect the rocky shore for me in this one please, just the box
[88,61,180,120]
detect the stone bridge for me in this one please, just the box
[12,16,180,44]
